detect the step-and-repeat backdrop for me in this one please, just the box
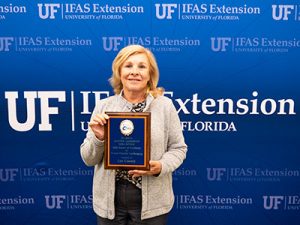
[1,0,299,224]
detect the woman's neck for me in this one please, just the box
[123,90,146,104]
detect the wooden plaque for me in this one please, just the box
[104,112,151,170]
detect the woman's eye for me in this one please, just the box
[124,64,132,68]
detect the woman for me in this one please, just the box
[80,45,187,225]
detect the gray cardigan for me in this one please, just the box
[80,93,187,220]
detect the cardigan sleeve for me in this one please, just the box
[80,100,106,166]
[158,99,188,176]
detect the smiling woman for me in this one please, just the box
[109,45,163,98]
[80,44,187,225]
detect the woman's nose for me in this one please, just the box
[131,66,139,75]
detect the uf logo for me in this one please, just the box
[0,37,14,52]
[211,37,231,52]
[102,37,123,51]
[45,195,66,209]
[5,91,66,131]
[37,3,60,19]
[272,5,294,21]
[207,168,226,181]
[0,168,18,182]
[263,196,284,210]
[155,4,177,19]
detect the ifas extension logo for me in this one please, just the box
[207,168,300,182]
[210,37,300,53]
[0,166,92,183]
[45,194,92,210]
[154,3,261,21]
[101,36,200,52]
[176,194,253,210]
[37,3,144,20]
[0,36,92,53]
[2,90,297,133]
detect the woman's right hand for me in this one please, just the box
[89,113,109,141]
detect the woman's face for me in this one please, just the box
[120,53,150,95]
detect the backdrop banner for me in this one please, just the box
[0,0,299,225]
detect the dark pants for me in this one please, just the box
[97,180,168,225]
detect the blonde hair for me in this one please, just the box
[109,45,164,98]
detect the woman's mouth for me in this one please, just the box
[128,78,141,81]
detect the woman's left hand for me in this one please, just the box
[128,160,162,178]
